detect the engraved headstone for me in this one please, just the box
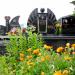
[27,8,57,34]
[61,15,75,35]
[37,8,48,33]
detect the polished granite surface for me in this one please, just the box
[0,35,75,40]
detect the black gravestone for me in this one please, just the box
[0,25,6,35]
[37,8,48,33]
[27,8,57,34]
[9,16,20,29]
[62,15,75,35]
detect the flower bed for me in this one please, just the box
[0,28,75,75]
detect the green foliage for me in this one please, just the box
[6,30,43,53]
[55,22,62,35]
[0,56,9,75]
[0,28,75,75]
[27,31,43,49]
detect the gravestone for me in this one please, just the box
[27,8,57,34]
[9,16,20,29]
[0,25,6,35]
[61,15,75,35]
[0,16,20,35]
[37,8,48,33]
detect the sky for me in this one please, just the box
[0,0,74,27]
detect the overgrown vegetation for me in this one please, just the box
[0,28,75,75]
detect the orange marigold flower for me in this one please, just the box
[63,70,69,75]
[56,47,64,53]
[46,46,52,50]
[33,49,39,54]
[20,57,24,61]
[53,70,63,75]
[41,71,45,75]
[27,55,32,59]
[71,44,75,48]
[45,55,50,60]
[41,57,45,62]
[20,53,24,57]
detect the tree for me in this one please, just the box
[70,0,75,5]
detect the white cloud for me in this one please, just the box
[0,0,74,27]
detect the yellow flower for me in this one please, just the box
[20,57,24,61]
[20,53,24,57]
[56,47,64,53]
[54,70,69,75]
[56,23,61,28]
[33,49,39,54]
[53,70,63,75]
[27,55,32,59]
[38,53,42,56]
[63,70,69,75]
[44,44,52,50]
[41,71,45,75]
[64,56,72,61]
[41,57,45,62]
[27,61,34,66]
[45,55,50,60]
[27,48,32,52]
[44,44,47,48]
[66,43,70,48]
[71,44,75,48]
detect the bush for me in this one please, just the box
[0,28,75,75]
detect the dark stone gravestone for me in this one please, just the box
[37,8,48,33]
[9,16,20,29]
[0,25,6,35]
[61,15,75,35]
[27,8,57,34]
[0,16,21,35]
